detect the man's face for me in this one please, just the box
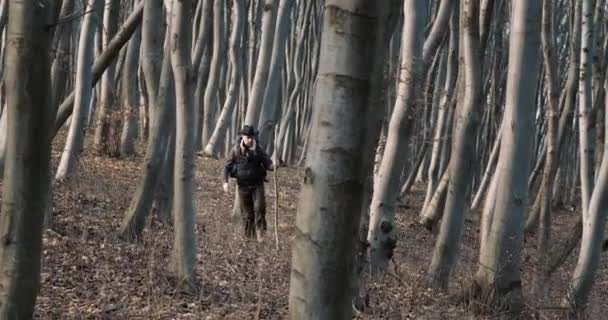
[242,135,254,147]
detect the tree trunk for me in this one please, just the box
[200,0,225,147]
[170,0,197,292]
[563,76,608,313]
[50,0,75,109]
[119,0,172,240]
[367,0,427,272]
[470,124,502,211]
[204,0,246,157]
[472,0,541,312]
[288,1,390,318]
[427,0,482,289]
[243,0,277,126]
[94,0,121,156]
[534,0,560,297]
[257,0,296,144]
[578,0,596,219]
[525,1,582,232]
[423,9,459,212]
[0,0,54,317]
[55,0,104,181]
[53,2,145,137]
[119,14,142,157]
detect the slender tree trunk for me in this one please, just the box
[471,124,502,211]
[0,0,54,317]
[201,0,225,147]
[119,15,142,157]
[288,1,390,318]
[578,0,596,219]
[170,0,198,292]
[257,0,296,144]
[419,169,449,229]
[472,0,542,311]
[50,0,75,109]
[427,0,482,289]
[525,1,582,231]
[119,0,172,240]
[423,10,458,212]
[243,0,277,126]
[204,0,245,157]
[367,0,428,271]
[534,0,559,297]
[94,0,121,156]
[155,123,176,222]
[53,2,145,137]
[55,0,104,181]
[563,76,608,313]
[422,0,454,64]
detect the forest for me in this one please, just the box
[0,0,607,319]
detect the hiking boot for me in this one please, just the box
[256,229,264,243]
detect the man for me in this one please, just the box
[223,125,274,242]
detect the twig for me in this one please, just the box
[273,169,280,250]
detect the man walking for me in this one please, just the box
[223,125,274,242]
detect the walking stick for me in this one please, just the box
[273,168,280,250]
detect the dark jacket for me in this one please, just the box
[224,142,273,186]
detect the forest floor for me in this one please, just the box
[28,133,608,319]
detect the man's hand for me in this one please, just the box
[222,182,230,193]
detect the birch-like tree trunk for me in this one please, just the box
[257,0,296,144]
[94,0,121,155]
[55,0,104,181]
[534,0,559,296]
[0,0,54,317]
[119,12,142,157]
[288,1,389,318]
[423,7,458,217]
[243,0,277,126]
[170,0,198,292]
[427,0,482,289]
[53,2,145,137]
[119,0,171,240]
[473,0,541,311]
[203,0,245,157]
[50,0,75,108]
[201,0,225,147]
[564,77,608,313]
[367,0,427,271]
[578,0,595,219]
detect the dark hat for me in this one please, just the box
[239,125,257,137]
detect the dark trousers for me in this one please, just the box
[238,183,266,238]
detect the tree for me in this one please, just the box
[94,0,121,155]
[203,0,246,157]
[243,0,277,126]
[366,0,428,271]
[288,1,392,318]
[257,0,297,145]
[200,0,225,148]
[170,0,198,292]
[563,76,608,313]
[577,0,596,220]
[55,0,104,181]
[0,0,54,317]
[119,2,142,157]
[427,0,483,289]
[53,2,145,137]
[119,0,172,240]
[471,0,542,311]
